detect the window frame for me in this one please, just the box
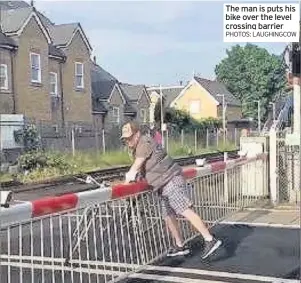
[30,52,41,83]
[75,62,84,89]
[112,106,120,124]
[49,72,58,96]
[0,64,8,90]
[189,100,200,115]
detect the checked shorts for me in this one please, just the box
[159,175,193,218]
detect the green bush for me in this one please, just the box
[18,151,70,172]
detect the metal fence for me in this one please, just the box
[0,155,268,282]
[23,121,242,155]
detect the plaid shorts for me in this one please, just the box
[160,175,193,217]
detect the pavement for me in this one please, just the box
[0,205,299,283]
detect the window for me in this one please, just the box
[0,64,8,90]
[140,108,147,123]
[75,62,84,89]
[30,53,41,83]
[189,100,200,115]
[49,72,58,96]
[112,106,120,124]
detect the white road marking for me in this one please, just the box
[220,220,299,229]
[128,273,228,283]
[143,266,300,283]
[1,255,298,283]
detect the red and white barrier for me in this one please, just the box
[0,153,267,228]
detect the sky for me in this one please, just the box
[32,0,289,86]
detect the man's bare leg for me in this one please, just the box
[181,208,213,241]
[165,214,184,246]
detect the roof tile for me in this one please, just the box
[194,76,241,106]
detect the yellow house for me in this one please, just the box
[169,76,242,121]
[147,86,185,123]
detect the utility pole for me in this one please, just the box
[160,85,165,148]
[257,100,261,133]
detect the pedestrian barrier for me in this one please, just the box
[0,153,268,283]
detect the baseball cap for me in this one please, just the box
[120,122,139,139]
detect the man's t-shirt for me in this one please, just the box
[134,135,182,191]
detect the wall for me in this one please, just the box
[172,81,218,120]
[61,30,92,123]
[0,48,15,114]
[14,17,51,120]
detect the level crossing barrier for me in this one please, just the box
[0,153,268,283]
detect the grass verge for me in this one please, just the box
[0,142,237,184]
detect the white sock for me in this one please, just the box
[204,235,213,241]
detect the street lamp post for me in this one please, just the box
[269,102,276,122]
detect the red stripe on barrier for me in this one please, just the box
[112,181,149,199]
[183,168,197,179]
[32,194,79,217]
[210,161,226,172]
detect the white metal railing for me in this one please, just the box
[0,155,268,283]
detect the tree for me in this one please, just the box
[215,43,288,123]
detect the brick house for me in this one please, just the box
[91,61,151,129]
[0,1,93,126]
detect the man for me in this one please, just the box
[121,121,222,259]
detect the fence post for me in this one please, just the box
[166,129,169,153]
[95,128,99,154]
[224,152,228,204]
[194,129,197,153]
[206,128,209,148]
[269,129,278,204]
[234,128,237,147]
[216,128,219,148]
[102,129,106,154]
[71,127,75,156]
[181,129,184,146]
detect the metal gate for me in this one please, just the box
[276,132,300,204]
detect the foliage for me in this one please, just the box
[14,124,41,152]
[1,142,236,183]
[17,151,70,172]
[215,43,288,123]
[154,99,221,132]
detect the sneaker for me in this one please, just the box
[167,244,190,257]
[201,238,222,259]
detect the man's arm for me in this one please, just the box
[124,157,146,184]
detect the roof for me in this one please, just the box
[49,23,92,52]
[194,76,241,106]
[0,1,30,10]
[147,86,184,106]
[0,5,92,51]
[48,44,65,59]
[91,63,118,100]
[0,31,17,48]
[0,7,32,33]
[119,83,146,101]
[162,87,184,106]
[92,99,107,114]
[124,103,137,114]
[49,23,78,46]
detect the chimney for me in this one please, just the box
[179,80,183,86]
[30,0,34,7]
[93,56,96,64]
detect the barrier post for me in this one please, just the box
[269,129,278,204]
[224,152,229,204]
